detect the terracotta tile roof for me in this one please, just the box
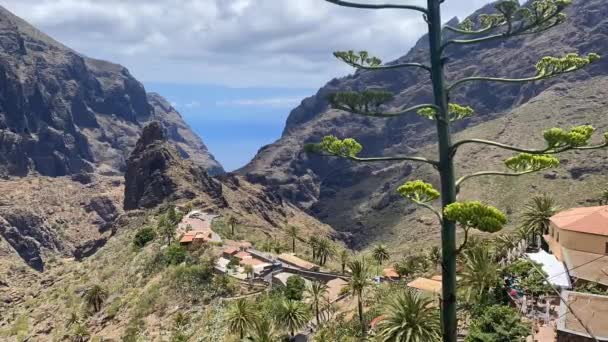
[430,275,442,281]
[382,267,399,279]
[550,205,608,236]
[180,235,194,243]
[407,277,442,295]
[235,251,251,259]
[223,247,239,255]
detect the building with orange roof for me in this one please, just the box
[545,205,608,287]
[547,205,608,257]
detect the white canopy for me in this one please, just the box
[526,250,572,289]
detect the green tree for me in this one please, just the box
[245,317,280,342]
[166,205,180,226]
[305,281,329,326]
[376,289,441,342]
[83,284,108,313]
[309,236,319,261]
[459,246,501,307]
[227,215,238,237]
[274,299,311,337]
[284,275,306,301]
[316,238,334,266]
[465,305,530,342]
[372,244,390,276]
[287,225,299,253]
[226,299,257,339]
[164,244,187,265]
[309,1,604,341]
[244,264,255,285]
[158,215,176,245]
[133,226,156,248]
[521,194,559,247]
[393,260,412,280]
[338,249,350,274]
[347,257,371,336]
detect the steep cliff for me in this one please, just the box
[241,0,608,247]
[0,5,223,177]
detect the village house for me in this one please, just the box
[278,253,319,271]
[215,247,273,277]
[545,205,608,287]
[557,291,608,341]
[382,267,400,281]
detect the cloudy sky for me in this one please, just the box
[2,0,491,170]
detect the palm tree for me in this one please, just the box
[305,281,329,326]
[245,317,280,342]
[338,249,350,274]
[274,299,311,337]
[158,215,175,245]
[460,246,501,305]
[348,257,371,336]
[376,289,441,342]
[309,236,319,261]
[372,244,390,276]
[494,233,519,258]
[316,238,334,266]
[226,299,257,339]
[244,264,255,286]
[521,195,559,247]
[287,225,299,253]
[84,284,108,313]
[227,215,238,237]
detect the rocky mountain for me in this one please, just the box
[241,0,608,248]
[0,5,223,177]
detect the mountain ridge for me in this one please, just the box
[0,4,224,177]
[241,0,608,248]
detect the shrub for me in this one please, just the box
[169,264,213,296]
[284,276,306,301]
[164,244,187,265]
[133,227,156,248]
[466,305,530,342]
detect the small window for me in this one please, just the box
[605,242,608,255]
[556,233,559,242]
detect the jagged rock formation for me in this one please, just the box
[0,175,125,271]
[0,5,223,177]
[241,0,608,247]
[124,121,226,210]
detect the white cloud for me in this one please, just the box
[217,97,304,108]
[1,0,493,88]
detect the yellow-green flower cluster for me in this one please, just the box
[417,104,474,122]
[314,135,363,158]
[504,153,559,172]
[543,125,596,148]
[328,90,394,114]
[333,50,382,68]
[444,201,507,233]
[397,180,440,203]
[536,53,601,77]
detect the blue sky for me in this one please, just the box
[2,0,491,171]
[146,83,314,170]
